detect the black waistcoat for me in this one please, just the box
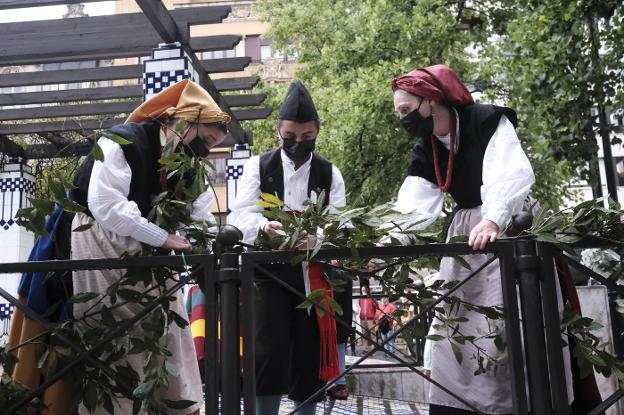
[259,148,333,207]
[407,104,517,209]
[72,121,162,218]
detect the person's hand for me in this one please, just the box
[263,221,284,239]
[468,219,500,251]
[294,230,318,250]
[162,234,192,252]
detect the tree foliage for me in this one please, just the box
[252,0,624,209]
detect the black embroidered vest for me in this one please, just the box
[407,104,517,209]
[72,121,162,218]
[259,148,333,207]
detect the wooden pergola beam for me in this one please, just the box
[203,57,252,74]
[135,0,186,44]
[232,108,272,121]
[0,58,252,88]
[0,0,104,9]
[0,119,124,135]
[0,78,259,106]
[223,93,267,107]
[0,94,267,121]
[0,102,141,121]
[0,6,230,37]
[0,107,269,135]
[0,65,142,88]
[213,76,260,92]
[0,35,242,66]
[0,86,142,106]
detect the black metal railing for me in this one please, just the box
[0,232,622,415]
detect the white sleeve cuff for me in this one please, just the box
[130,220,169,247]
[482,204,510,230]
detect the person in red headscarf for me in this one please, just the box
[388,65,545,415]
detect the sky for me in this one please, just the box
[0,1,115,23]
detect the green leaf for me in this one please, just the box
[451,342,463,365]
[28,198,55,212]
[69,292,99,303]
[169,310,189,329]
[102,392,115,414]
[93,142,105,162]
[165,361,180,377]
[328,296,343,316]
[426,334,445,341]
[259,192,284,207]
[103,132,132,145]
[453,256,472,271]
[72,223,93,232]
[37,348,49,369]
[133,379,155,399]
[83,380,98,413]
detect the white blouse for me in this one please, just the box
[228,150,347,245]
[392,115,535,236]
[87,136,217,247]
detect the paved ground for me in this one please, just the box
[281,395,428,415]
[202,350,429,414]
[201,395,428,415]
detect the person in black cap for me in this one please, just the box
[229,81,346,414]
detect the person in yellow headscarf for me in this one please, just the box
[68,79,229,414]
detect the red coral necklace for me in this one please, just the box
[431,116,456,193]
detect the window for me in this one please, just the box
[247,36,299,63]
[260,45,272,61]
[203,49,236,60]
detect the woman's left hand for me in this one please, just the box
[468,219,500,251]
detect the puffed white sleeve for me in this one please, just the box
[329,165,346,210]
[481,116,535,229]
[190,189,217,225]
[382,176,444,244]
[87,137,168,247]
[227,156,269,245]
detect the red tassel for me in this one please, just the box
[308,262,340,381]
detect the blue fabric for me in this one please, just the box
[17,204,67,318]
[337,342,347,386]
[380,330,396,354]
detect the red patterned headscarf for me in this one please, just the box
[391,64,474,107]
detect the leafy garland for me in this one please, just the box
[255,192,624,382]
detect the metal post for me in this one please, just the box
[515,238,552,415]
[216,225,244,415]
[537,243,571,415]
[240,257,256,415]
[498,242,529,415]
[204,258,219,415]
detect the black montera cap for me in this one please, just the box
[277,81,319,123]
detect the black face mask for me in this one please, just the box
[400,104,433,139]
[184,137,210,158]
[282,138,316,162]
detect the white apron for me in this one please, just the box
[429,206,572,414]
[71,212,202,415]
